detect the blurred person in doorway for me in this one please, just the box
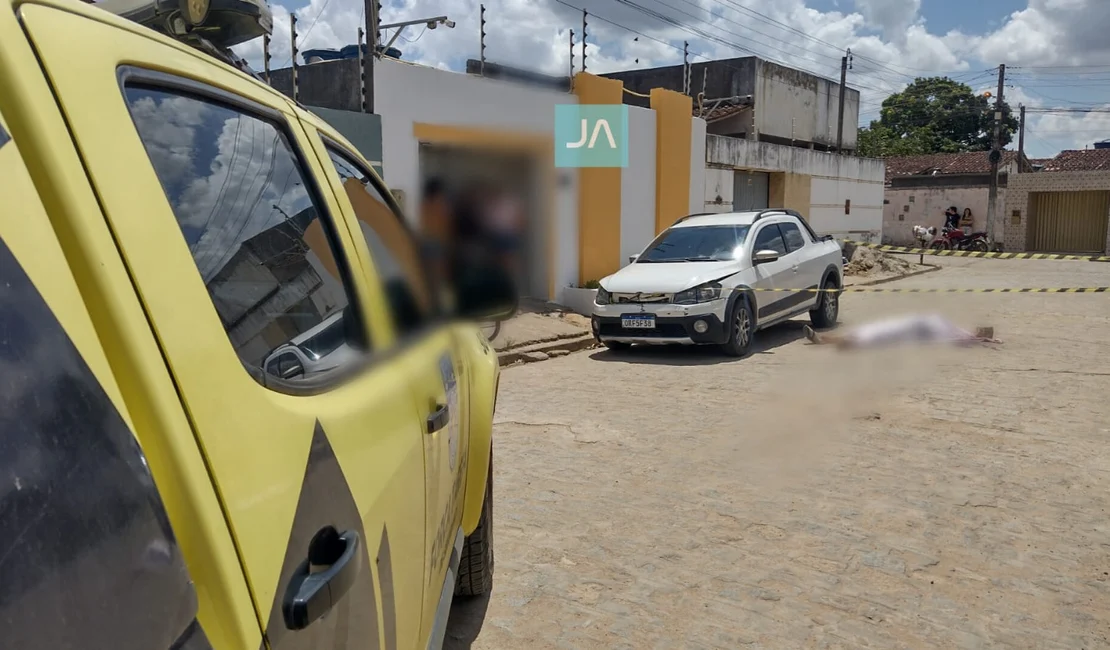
[484,188,525,280]
[420,177,452,286]
[451,185,491,275]
[803,314,1000,350]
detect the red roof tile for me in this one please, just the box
[1040,149,1110,172]
[883,151,1021,181]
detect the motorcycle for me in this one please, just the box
[930,225,990,252]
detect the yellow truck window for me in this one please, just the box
[121,84,363,386]
[325,147,434,336]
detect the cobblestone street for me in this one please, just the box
[447,257,1110,649]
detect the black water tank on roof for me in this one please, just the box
[1094,139,1110,149]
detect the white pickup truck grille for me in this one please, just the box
[613,292,672,304]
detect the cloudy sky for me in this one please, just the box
[233,0,1110,158]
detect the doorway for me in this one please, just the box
[418,144,547,299]
[1028,191,1110,253]
[734,170,769,211]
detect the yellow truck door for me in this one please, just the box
[308,140,471,646]
[0,110,217,650]
[17,4,428,648]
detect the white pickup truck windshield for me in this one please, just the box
[637,225,751,263]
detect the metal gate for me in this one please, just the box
[1028,191,1110,253]
[733,171,769,211]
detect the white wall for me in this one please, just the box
[703,167,734,213]
[689,118,707,214]
[705,135,885,238]
[753,61,859,150]
[620,106,657,266]
[810,177,882,239]
[374,59,579,297]
[554,168,579,303]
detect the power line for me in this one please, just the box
[603,0,898,95]
[281,0,332,68]
[704,0,974,80]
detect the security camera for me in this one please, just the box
[427,20,437,29]
[445,19,455,28]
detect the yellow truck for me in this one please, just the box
[0,0,513,648]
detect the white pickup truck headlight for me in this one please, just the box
[674,282,722,305]
[595,287,611,305]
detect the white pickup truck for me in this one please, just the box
[591,209,844,356]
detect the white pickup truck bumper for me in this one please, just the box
[591,299,731,345]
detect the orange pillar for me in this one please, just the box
[650,88,693,235]
[573,72,624,285]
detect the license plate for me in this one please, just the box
[621,314,656,329]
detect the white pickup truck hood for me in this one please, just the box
[601,260,742,294]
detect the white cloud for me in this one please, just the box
[851,0,920,39]
[974,0,1110,67]
[129,89,311,280]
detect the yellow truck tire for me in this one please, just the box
[455,455,494,596]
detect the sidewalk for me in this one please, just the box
[494,301,595,366]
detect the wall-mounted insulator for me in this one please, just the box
[479,4,487,76]
[683,41,689,95]
[374,0,382,53]
[569,28,575,81]
[581,9,587,73]
[263,34,271,84]
[357,27,366,112]
[290,12,298,102]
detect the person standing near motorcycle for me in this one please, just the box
[944,206,961,231]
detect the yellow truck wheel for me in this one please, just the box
[455,456,494,596]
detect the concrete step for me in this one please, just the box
[498,333,597,367]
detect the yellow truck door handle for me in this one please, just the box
[282,527,361,630]
[427,404,450,434]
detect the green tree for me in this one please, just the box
[857,76,1019,158]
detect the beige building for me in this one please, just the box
[1003,149,1110,254]
[881,152,1025,246]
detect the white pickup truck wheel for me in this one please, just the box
[810,278,840,329]
[721,298,755,357]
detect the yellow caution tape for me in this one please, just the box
[743,286,1110,293]
[846,240,1110,263]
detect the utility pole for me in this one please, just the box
[835,47,851,154]
[262,34,271,84]
[290,13,298,103]
[479,4,486,76]
[683,41,689,95]
[581,9,587,73]
[357,28,366,112]
[1017,103,1026,173]
[986,63,1006,244]
[363,0,379,113]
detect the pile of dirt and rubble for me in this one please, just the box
[843,242,916,277]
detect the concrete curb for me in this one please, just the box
[494,329,587,355]
[845,264,943,288]
[498,334,597,367]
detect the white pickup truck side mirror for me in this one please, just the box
[752,249,780,264]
